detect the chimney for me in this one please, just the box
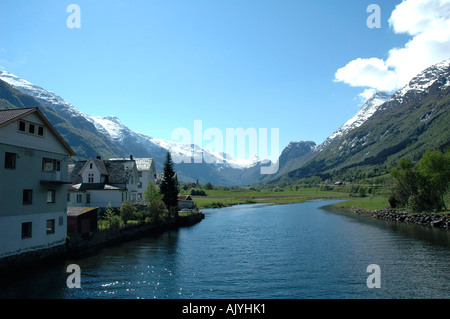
[130,154,133,160]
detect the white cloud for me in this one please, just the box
[358,88,377,102]
[335,58,398,91]
[335,0,450,93]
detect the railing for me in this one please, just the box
[40,171,69,183]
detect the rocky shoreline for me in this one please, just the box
[342,207,450,229]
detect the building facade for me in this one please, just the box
[0,108,75,263]
[111,157,158,201]
[68,156,140,209]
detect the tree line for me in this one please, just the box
[389,149,450,212]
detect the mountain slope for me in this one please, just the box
[87,115,266,185]
[260,91,392,184]
[0,71,264,185]
[0,78,124,160]
[316,91,391,152]
[278,58,450,183]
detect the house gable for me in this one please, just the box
[0,107,75,156]
[80,157,108,184]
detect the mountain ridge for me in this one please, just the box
[2,57,449,187]
[0,71,267,185]
[273,57,450,185]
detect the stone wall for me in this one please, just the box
[0,243,66,272]
[345,208,450,229]
[67,213,205,257]
[0,213,205,271]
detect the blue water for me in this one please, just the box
[0,200,449,299]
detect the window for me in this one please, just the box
[21,222,32,239]
[4,152,16,169]
[67,193,71,202]
[23,189,33,205]
[86,194,91,204]
[77,194,82,203]
[58,216,64,226]
[47,190,56,203]
[90,163,93,169]
[18,121,26,132]
[46,219,55,234]
[88,173,94,183]
[42,158,61,171]
[17,120,44,137]
[28,123,35,134]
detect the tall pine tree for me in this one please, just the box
[160,151,180,218]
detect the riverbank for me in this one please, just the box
[333,206,450,229]
[192,188,351,208]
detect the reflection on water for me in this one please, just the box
[0,200,448,299]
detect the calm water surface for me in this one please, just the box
[0,200,449,299]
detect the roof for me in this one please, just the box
[69,158,137,185]
[110,157,154,171]
[0,107,35,125]
[106,160,135,184]
[0,107,76,156]
[178,195,193,201]
[83,158,109,176]
[69,183,126,191]
[67,206,98,217]
[134,158,154,171]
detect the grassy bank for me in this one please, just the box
[332,193,449,213]
[331,196,390,211]
[191,188,351,209]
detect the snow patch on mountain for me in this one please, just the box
[315,91,391,152]
[89,115,259,169]
[0,70,86,118]
[388,58,450,105]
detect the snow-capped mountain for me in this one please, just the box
[0,70,86,118]
[88,115,260,169]
[314,58,450,154]
[385,58,450,107]
[315,91,391,152]
[273,57,450,183]
[0,70,262,185]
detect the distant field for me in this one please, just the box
[190,188,351,209]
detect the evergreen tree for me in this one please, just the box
[160,152,180,218]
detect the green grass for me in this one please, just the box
[192,187,350,209]
[331,196,390,211]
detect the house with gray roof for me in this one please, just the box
[68,156,139,209]
[110,156,158,200]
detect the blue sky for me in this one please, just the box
[3,0,447,160]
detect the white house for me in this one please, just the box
[110,157,157,201]
[68,156,139,209]
[0,107,75,265]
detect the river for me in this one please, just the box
[0,200,449,299]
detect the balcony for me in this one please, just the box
[40,171,70,184]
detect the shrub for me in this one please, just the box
[120,200,137,223]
